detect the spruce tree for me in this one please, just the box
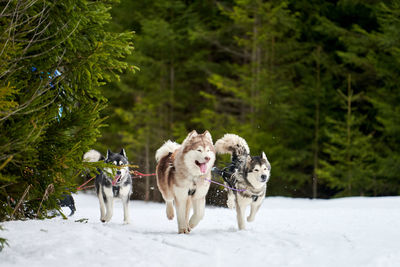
[367,1,400,195]
[99,0,226,201]
[318,75,375,196]
[0,0,134,220]
[198,0,312,196]
[0,224,8,251]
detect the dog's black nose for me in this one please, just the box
[261,174,267,181]
[117,171,121,175]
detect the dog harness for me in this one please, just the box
[112,186,120,197]
[212,164,263,202]
[211,164,237,189]
[188,189,196,196]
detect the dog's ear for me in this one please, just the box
[182,130,198,145]
[106,149,111,159]
[202,130,212,142]
[261,151,269,162]
[183,130,198,143]
[188,130,198,138]
[120,148,127,158]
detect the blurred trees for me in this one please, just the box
[102,0,400,201]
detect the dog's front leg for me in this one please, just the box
[185,197,192,230]
[247,201,262,222]
[122,194,130,224]
[189,197,205,229]
[103,187,114,222]
[235,198,246,230]
[174,187,190,234]
[98,189,106,222]
[226,190,235,209]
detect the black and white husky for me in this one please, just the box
[214,134,271,230]
[83,149,132,224]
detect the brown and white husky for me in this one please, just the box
[155,130,215,234]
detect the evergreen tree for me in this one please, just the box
[0,224,7,251]
[318,0,400,195]
[75,0,400,201]
[318,75,375,196]
[99,0,226,201]
[0,0,134,220]
[196,0,314,196]
[367,0,400,194]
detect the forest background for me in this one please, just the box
[1,0,400,226]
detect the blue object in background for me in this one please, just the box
[57,105,63,122]
[31,66,64,121]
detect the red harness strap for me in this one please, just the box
[76,170,157,191]
[76,176,95,191]
[132,170,156,178]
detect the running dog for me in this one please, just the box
[83,149,132,224]
[214,134,271,230]
[155,130,215,234]
[59,194,76,216]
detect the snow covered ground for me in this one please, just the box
[1,193,399,267]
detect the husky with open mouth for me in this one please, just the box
[215,134,271,230]
[155,130,215,234]
[83,149,132,224]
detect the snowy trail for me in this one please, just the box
[1,193,399,267]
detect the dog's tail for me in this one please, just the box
[215,133,250,160]
[155,140,181,163]
[83,149,104,162]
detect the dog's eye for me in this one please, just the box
[119,161,123,166]
[113,161,117,165]
[254,169,259,172]
[197,149,202,152]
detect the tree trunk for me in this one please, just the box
[144,131,150,202]
[169,63,175,129]
[250,3,261,126]
[346,74,352,196]
[312,46,321,199]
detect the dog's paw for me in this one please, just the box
[227,197,236,209]
[238,225,246,231]
[178,227,191,234]
[166,203,174,220]
[103,215,112,223]
[189,216,200,229]
[166,212,174,220]
[247,216,255,222]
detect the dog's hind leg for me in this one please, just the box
[189,197,205,229]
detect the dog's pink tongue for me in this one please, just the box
[112,175,121,186]
[199,163,207,174]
